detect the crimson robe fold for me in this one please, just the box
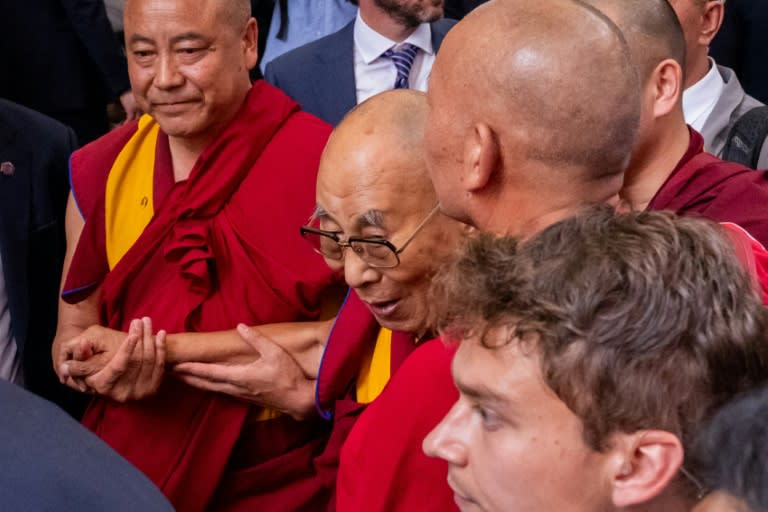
[648,129,768,246]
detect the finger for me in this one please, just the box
[86,333,140,393]
[236,324,278,356]
[173,362,246,386]
[71,375,91,394]
[61,356,106,379]
[175,373,246,398]
[149,329,167,386]
[135,317,155,387]
[73,339,94,361]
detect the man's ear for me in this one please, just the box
[462,122,500,193]
[243,17,259,70]
[611,430,684,508]
[649,59,684,119]
[699,1,725,46]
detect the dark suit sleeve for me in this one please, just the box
[23,113,85,418]
[264,61,280,88]
[59,0,131,99]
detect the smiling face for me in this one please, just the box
[124,0,257,146]
[423,334,617,512]
[315,148,463,335]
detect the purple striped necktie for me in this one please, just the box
[381,43,419,89]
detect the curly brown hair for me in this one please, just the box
[433,207,768,475]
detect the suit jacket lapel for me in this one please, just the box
[315,21,357,125]
[0,114,31,349]
[431,19,455,52]
[703,66,745,155]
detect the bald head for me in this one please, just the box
[585,0,687,79]
[320,89,433,199]
[125,0,251,33]
[432,0,640,182]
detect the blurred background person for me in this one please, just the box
[711,0,768,104]
[0,0,138,146]
[265,0,455,125]
[0,98,84,417]
[692,385,768,512]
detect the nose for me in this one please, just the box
[153,52,184,90]
[343,247,381,290]
[423,400,469,467]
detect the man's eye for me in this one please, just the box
[473,404,501,431]
[177,47,204,55]
[133,50,154,58]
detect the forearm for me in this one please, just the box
[166,320,330,376]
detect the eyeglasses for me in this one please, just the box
[299,204,441,269]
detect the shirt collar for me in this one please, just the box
[683,58,725,124]
[354,10,434,65]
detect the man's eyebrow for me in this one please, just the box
[454,375,508,404]
[128,34,155,46]
[170,32,208,45]
[354,209,386,231]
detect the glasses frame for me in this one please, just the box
[299,204,441,269]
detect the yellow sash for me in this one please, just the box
[105,115,159,270]
[356,327,393,404]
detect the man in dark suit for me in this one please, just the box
[265,0,455,125]
[0,379,173,510]
[0,0,137,145]
[711,0,768,104]
[0,98,84,417]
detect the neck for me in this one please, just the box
[167,136,210,182]
[620,112,690,211]
[474,164,624,237]
[166,85,251,182]
[359,2,418,42]
[684,52,712,90]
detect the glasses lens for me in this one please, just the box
[351,240,398,268]
[302,230,343,260]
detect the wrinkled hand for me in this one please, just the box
[173,324,316,420]
[61,318,166,402]
[119,90,141,120]
[57,324,126,390]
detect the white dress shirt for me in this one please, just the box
[353,11,436,104]
[683,58,726,132]
[0,253,22,384]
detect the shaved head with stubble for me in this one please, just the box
[425,0,641,236]
[584,0,687,81]
[125,0,252,33]
[583,0,702,211]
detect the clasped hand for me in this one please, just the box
[57,317,166,403]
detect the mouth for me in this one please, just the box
[448,477,478,510]
[150,100,198,112]
[363,298,402,319]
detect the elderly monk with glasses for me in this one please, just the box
[304,90,466,508]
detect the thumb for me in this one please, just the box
[236,324,273,355]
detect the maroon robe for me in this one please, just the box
[62,82,337,511]
[648,128,768,246]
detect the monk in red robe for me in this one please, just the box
[583,0,768,244]
[52,0,341,509]
[307,91,467,510]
